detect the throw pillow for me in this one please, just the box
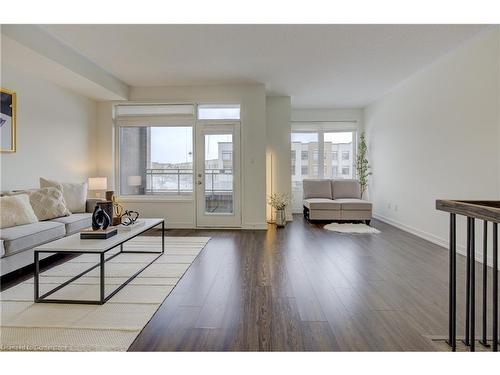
[0,194,39,229]
[29,187,71,221]
[40,177,88,213]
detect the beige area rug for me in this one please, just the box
[0,236,210,351]
[323,223,381,234]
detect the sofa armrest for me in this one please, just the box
[86,198,106,213]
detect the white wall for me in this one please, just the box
[96,84,267,229]
[266,96,292,221]
[0,64,97,191]
[364,28,500,265]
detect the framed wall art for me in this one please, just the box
[1,88,17,153]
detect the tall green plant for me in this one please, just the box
[355,132,372,198]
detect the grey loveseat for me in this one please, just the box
[0,195,103,276]
[302,179,372,224]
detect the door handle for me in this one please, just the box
[197,173,202,178]
[197,181,202,185]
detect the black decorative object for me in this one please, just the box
[97,201,113,224]
[92,205,111,230]
[121,210,139,226]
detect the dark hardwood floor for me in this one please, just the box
[3,215,496,351]
[127,215,496,351]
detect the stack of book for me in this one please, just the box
[80,227,118,239]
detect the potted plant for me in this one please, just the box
[268,193,290,227]
[355,132,372,199]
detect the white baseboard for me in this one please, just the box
[242,222,268,230]
[374,212,495,268]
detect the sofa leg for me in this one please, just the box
[303,206,310,221]
[365,220,371,226]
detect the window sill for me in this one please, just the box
[117,195,194,203]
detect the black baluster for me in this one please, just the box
[493,222,498,352]
[480,221,489,347]
[470,218,475,351]
[447,213,457,351]
[464,217,471,346]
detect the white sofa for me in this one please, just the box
[302,179,372,224]
[0,195,103,276]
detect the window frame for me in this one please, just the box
[115,105,196,202]
[290,123,358,213]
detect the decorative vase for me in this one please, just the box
[97,201,113,225]
[276,208,286,228]
[92,205,111,230]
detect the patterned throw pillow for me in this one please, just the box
[29,187,71,221]
[40,177,88,213]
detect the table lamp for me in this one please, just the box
[88,177,108,198]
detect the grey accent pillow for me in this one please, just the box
[332,179,361,199]
[303,179,333,199]
[40,178,88,213]
[29,187,71,221]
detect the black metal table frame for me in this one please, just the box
[34,220,165,305]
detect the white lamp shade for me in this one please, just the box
[127,175,142,187]
[88,177,108,191]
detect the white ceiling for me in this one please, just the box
[41,24,488,108]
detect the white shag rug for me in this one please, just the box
[323,223,380,234]
[0,236,210,352]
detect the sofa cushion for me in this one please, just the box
[40,178,88,213]
[50,213,92,235]
[29,187,70,221]
[0,194,39,229]
[303,179,332,199]
[332,179,361,199]
[303,198,341,210]
[0,221,66,257]
[335,198,372,211]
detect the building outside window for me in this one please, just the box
[119,125,194,196]
[342,151,350,160]
[291,128,356,213]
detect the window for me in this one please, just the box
[342,151,350,160]
[291,127,356,213]
[198,104,240,120]
[222,152,232,161]
[119,126,193,196]
[291,151,296,175]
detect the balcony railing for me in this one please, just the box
[144,168,233,195]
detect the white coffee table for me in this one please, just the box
[33,218,165,305]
